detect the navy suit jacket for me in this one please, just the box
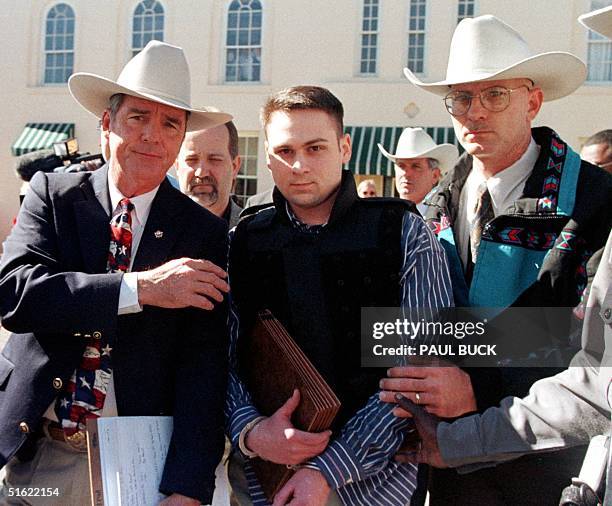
[0,166,229,504]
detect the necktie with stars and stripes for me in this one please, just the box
[55,198,134,438]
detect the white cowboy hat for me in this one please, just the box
[579,5,612,39]
[404,15,586,102]
[377,128,459,174]
[69,40,231,131]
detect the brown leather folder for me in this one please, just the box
[245,310,341,501]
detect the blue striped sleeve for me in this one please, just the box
[400,212,454,310]
[225,298,263,448]
[306,396,411,488]
[306,212,454,490]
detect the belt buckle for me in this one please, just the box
[64,430,88,452]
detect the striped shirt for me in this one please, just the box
[225,210,454,505]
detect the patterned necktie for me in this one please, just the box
[469,182,494,264]
[107,198,134,272]
[55,198,133,438]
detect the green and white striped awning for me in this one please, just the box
[344,126,460,176]
[11,123,75,156]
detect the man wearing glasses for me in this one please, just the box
[379,15,612,505]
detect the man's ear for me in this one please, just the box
[340,133,352,165]
[102,110,111,132]
[432,168,442,186]
[264,140,271,170]
[231,155,242,181]
[527,86,544,121]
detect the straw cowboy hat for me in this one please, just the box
[69,40,231,131]
[404,15,586,101]
[377,127,459,174]
[579,5,612,39]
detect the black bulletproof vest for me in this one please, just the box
[230,182,412,428]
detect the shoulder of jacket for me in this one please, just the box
[359,196,418,215]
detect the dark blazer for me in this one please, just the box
[0,165,229,504]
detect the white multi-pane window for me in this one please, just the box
[360,0,379,75]
[225,0,263,82]
[235,136,259,205]
[43,3,75,84]
[407,0,426,75]
[457,0,475,23]
[586,0,612,82]
[132,0,164,57]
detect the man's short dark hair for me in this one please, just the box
[584,129,612,148]
[108,94,126,119]
[427,158,440,170]
[260,85,344,138]
[225,121,239,159]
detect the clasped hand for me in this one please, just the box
[246,389,332,465]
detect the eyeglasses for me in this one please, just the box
[443,85,531,117]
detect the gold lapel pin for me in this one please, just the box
[154,230,164,239]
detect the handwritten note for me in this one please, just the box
[97,416,173,506]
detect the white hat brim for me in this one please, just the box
[404,52,586,102]
[377,142,459,175]
[579,6,612,39]
[69,73,232,131]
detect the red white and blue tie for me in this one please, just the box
[55,198,133,437]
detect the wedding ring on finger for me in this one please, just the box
[415,392,421,405]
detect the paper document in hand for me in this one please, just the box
[87,416,172,506]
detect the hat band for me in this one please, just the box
[118,84,192,109]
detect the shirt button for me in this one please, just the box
[52,378,63,390]
[19,422,30,434]
[93,331,102,340]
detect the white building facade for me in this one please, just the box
[0,0,611,248]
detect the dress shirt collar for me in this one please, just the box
[468,137,540,214]
[272,170,359,230]
[486,138,539,209]
[285,201,328,234]
[108,175,159,226]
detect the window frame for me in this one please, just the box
[42,2,76,86]
[406,0,428,76]
[585,0,612,84]
[131,0,165,57]
[456,0,476,23]
[358,0,380,76]
[234,133,260,206]
[223,0,264,84]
